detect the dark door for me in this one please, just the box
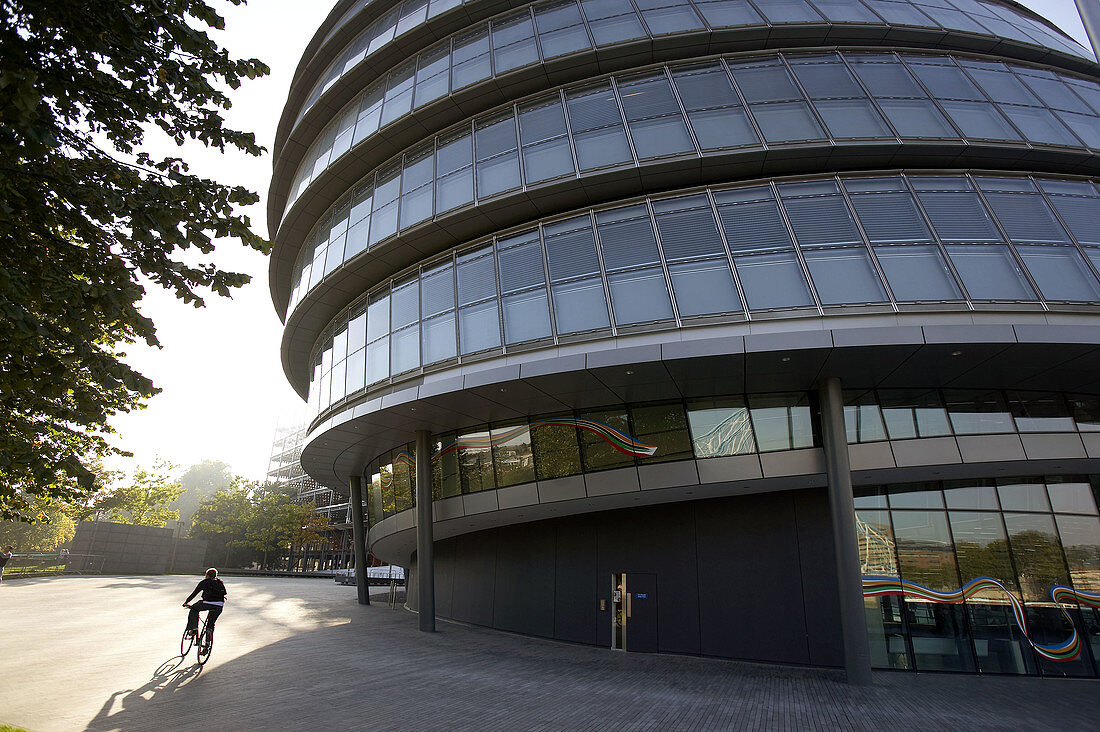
[626,573,658,653]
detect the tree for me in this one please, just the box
[189,480,256,566]
[0,1,269,521]
[172,460,234,531]
[90,460,184,526]
[0,497,77,551]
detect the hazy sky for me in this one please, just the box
[104,0,1092,483]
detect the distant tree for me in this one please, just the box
[0,0,269,522]
[190,480,257,566]
[91,460,184,526]
[172,460,234,532]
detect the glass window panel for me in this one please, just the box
[367,291,390,343]
[381,64,415,127]
[503,289,552,344]
[694,0,763,27]
[654,197,725,260]
[673,66,741,111]
[879,389,952,439]
[1047,478,1099,515]
[1018,74,1092,114]
[789,59,863,98]
[535,2,591,59]
[948,511,1030,675]
[596,206,660,270]
[497,233,545,293]
[877,99,958,137]
[629,401,692,464]
[849,57,925,97]
[915,189,1000,241]
[873,245,962,301]
[1007,391,1075,433]
[814,98,893,138]
[491,12,538,74]
[844,391,887,443]
[345,216,370,260]
[451,27,491,89]
[751,0,823,23]
[491,422,535,488]
[544,218,600,281]
[421,311,456,364]
[348,310,367,354]
[944,390,1014,435]
[392,444,415,512]
[982,192,1069,244]
[687,106,758,148]
[551,278,610,333]
[1016,245,1100,302]
[573,126,633,170]
[437,131,473,175]
[998,480,1052,512]
[669,260,741,317]
[458,427,495,493]
[434,432,461,499]
[854,486,889,510]
[888,483,945,509]
[458,300,500,354]
[636,0,704,34]
[945,244,1037,300]
[748,393,813,451]
[521,137,575,182]
[578,406,634,471]
[782,194,861,246]
[849,191,932,242]
[1056,513,1100,591]
[519,97,568,145]
[366,335,389,384]
[414,47,450,108]
[456,250,497,306]
[939,100,1021,140]
[531,414,583,480]
[346,347,366,394]
[716,193,794,252]
[580,0,646,44]
[802,247,887,305]
[687,396,756,457]
[962,65,1040,105]
[391,279,419,329]
[421,263,455,318]
[890,510,974,672]
[626,114,695,158]
[567,83,625,131]
[1069,395,1100,432]
[733,251,815,310]
[1000,105,1081,147]
[748,101,825,142]
[1058,111,1100,149]
[909,63,984,100]
[855,508,910,670]
[437,168,474,212]
[391,324,420,374]
[811,0,877,21]
[607,268,674,325]
[943,480,1000,510]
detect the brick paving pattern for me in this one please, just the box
[1,575,1097,731]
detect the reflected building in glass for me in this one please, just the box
[270,0,1100,676]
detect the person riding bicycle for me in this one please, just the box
[183,567,227,638]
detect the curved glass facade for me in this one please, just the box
[362,387,1100,526]
[289,0,1090,167]
[857,477,1100,677]
[304,172,1100,419]
[285,51,1100,311]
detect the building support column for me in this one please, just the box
[818,377,872,685]
[415,429,435,632]
[1075,0,1100,61]
[349,475,370,606]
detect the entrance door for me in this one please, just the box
[624,573,658,653]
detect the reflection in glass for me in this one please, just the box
[629,402,693,465]
[458,427,495,493]
[532,414,583,481]
[888,483,944,510]
[943,480,1000,511]
[998,479,1052,513]
[1047,478,1099,515]
[944,390,1014,435]
[491,423,535,488]
[879,389,952,440]
[579,407,634,472]
[1056,513,1100,675]
[856,509,910,669]
[748,393,813,452]
[686,397,756,457]
[844,391,887,443]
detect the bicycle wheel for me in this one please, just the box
[196,628,213,666]
[180,626,195,656]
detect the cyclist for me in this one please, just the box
[183,567,228,638]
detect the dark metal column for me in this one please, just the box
[818,377,872,685]
[415,429,435,632]
[349,475,370,606]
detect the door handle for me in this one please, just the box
[626,593,632,618]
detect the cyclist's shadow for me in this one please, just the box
[84,655,203,731]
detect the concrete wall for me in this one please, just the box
[70,521,208,575]
[407,486,843,668]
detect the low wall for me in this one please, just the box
[69,521,208,575]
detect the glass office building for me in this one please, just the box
[270,0,1100,675]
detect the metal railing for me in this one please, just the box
[3,553,106,578]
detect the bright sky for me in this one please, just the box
[105,0,1093,483]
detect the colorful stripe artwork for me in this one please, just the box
[431,418,658,461]
[862,575,1100,662]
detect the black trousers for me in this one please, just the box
[186,601,223,632]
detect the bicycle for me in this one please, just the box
[181,604,214,666]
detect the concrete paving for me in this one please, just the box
[1,575,1098,731]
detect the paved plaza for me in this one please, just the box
[1,575,1098,731]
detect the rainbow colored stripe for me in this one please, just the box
[432,418,657,461]
[863,575,1100,662]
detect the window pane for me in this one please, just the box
[998,479,1052,512]
[573,126,633,169]
[545,217,600,280]
[457,250,497,306]
[654,196,725,260]
[522,138,575,182]
[578,406,634,471]
[888,482,944,509]
[781,192,861,247]
[458,300,500,354]
[733,251,815,310]
[915,190,1000,241]
[435,432,461,498]
[551,278,610,333]
[1047,478,1098,515]
[844,392,887,443]
[1007,391,1075,433]
[491,422,535,488]
[421,264,455,317]
[802,247,888,305]
[607,268,674,325]
[497,233,545,293]
[421,312,456,363]
[877,99,958,138]
[943,480,999,510]
[944,390,1014,435]
[1016,245,1100,302]
[669,260,742,316]
[874,245,963,301]
[814,98,892,138]
[687,106,758,148]
[748,101,825,142]
[503,289,552,344]
[945,245,1036,300]
[855,509,909,670]
[629,402,692,464]
[597,205,660,270]
[531,414,582,480]
[391,324,420,374]
[458,428,495,493]
[687,397,756,457]
[880,389,952,439]
[748,393,812,451]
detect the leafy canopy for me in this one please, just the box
[0,0,269,521]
